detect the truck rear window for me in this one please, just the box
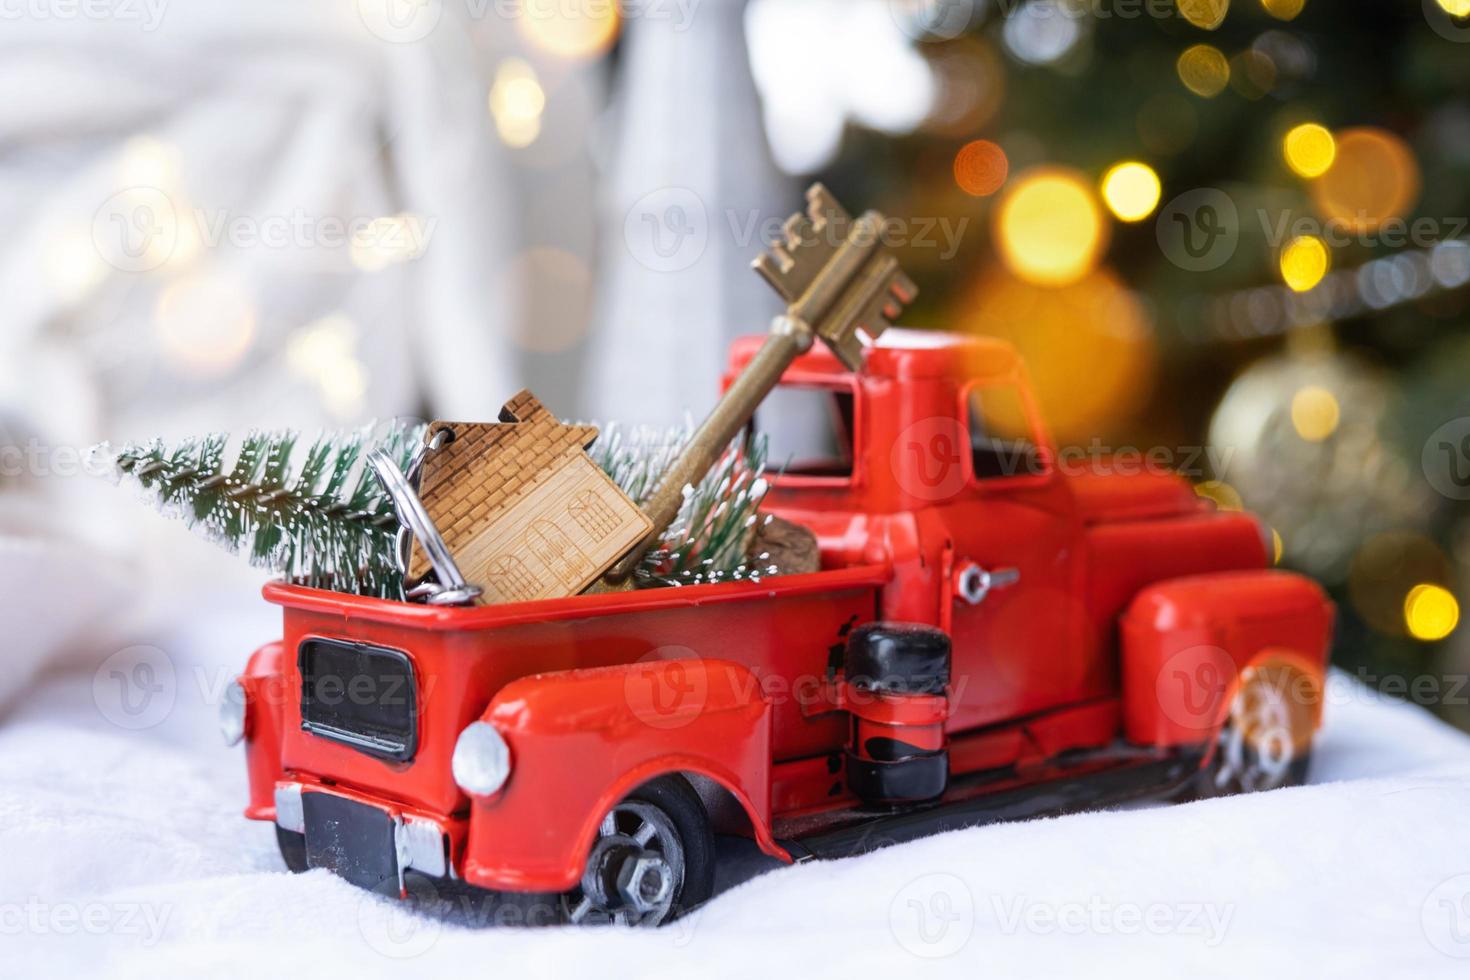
[298,639,417,762]
[755,385,855,479]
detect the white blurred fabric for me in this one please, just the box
[585,0,788,427]
[0,2,529,660]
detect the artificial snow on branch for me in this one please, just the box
[94,420,779,599]
[93,422,423,598]
[590,424,774,587]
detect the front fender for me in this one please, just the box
[240,640,287,821]
[1121,569,1334,748]
[460,658,784,892]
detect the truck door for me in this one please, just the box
[939,379,1092,732]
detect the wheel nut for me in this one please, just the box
[617,854,673,914]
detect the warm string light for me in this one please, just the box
[1282,123,1336,178]
[1189,239,1470,342]
[994,168,1105,286]
[489,58,546,149]
[1279,235,1329,292]
[1100,162,1161,222]
[953,139,1008,197]
[1177,44,1230,97]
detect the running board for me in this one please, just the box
[779,750,1203,862]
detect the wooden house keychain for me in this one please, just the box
[405,390,652,604]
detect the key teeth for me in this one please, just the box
[781,213,812,251]
[806,183,850,233]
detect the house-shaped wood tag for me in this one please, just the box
[409,390,653,603]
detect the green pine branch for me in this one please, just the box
[590,425,775,587]
[98,419,777,599]
[99,422,423,598]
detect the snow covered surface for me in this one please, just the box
[4,590,1470,978]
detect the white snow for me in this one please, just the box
[3,590,1468,978]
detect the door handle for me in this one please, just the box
[955,562,1020,606]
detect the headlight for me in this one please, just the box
[220,679,247,747]
[452,721,512,797]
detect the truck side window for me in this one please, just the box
[755,385,855,479]
[968,383,1046,480]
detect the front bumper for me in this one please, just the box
[274,781,455,893]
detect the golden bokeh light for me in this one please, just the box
[1404,584,1460,641]
[350,214,430,272]
[153,272,255,377]
[44,227,107,300]
[1176,45,1230,98]
[1309,127,1420,233]
[1348,532,1454,638]
[1289,384,1340,441]
[1436,0,1470,16]
[1261,0,1305,20]
[1100,161,1162,222]
[1177,0,1228,30]
[956,266,1156,443]
[1279,235,1329,292]
[1283,123,1335,178]
[489,58,546,149]
[287,313,369,420]
[1195,480,1244,511]
[994,168,1106,287]
[517,0,620,60]
[953,140,1009,197]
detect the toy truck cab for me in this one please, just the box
[229,329,1333,926]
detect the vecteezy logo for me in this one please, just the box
[1156,188,1239,272]
[1422,416,1470,501]
[889,873,974,958]
[623,187,708,273]
[357,0,442,44]
[624,646,710,730]
[358,876,442,958]
[1422,873,1470,958]
[92,645,177,730]
[1155,645,1234,732]
[92,186,177,273]
[892,417,969,501]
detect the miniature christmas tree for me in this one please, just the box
[95,423,423,598]
[95,421,780,598]
[590,425,775,587]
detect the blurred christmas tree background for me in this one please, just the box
[789,0,1470,728]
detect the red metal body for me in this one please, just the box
[235,330,1334,894]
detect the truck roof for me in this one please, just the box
[729,328,1023,382]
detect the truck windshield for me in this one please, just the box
[754,385,855,479]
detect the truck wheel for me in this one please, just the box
[564,775,715,927]
[1191,658,1318,798]
[276,826,309,873]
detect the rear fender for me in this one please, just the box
[460,658,786,893]
[1121,570,1334,748]
[239,640,287,820]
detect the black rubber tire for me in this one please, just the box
[1184,748,1312,801]
[845,622,951,695]
[276,826,309,873]
[514,774,716,927]
[621,775,716,919]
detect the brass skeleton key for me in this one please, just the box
[604,183,917,582]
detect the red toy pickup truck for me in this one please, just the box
[226,328,1332,926]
